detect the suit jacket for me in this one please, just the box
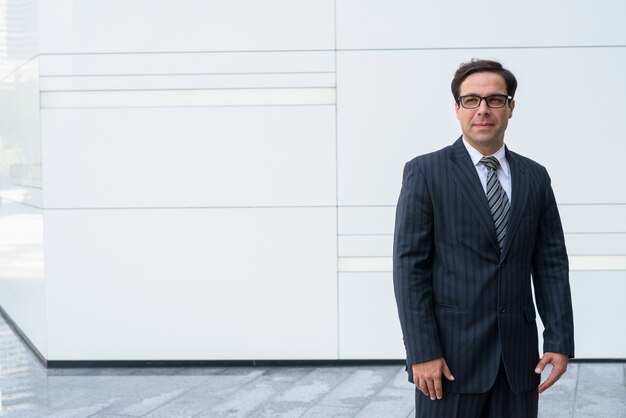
[393,137,574,394]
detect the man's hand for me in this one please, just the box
[535,352,569,394]
[412,357,455,400]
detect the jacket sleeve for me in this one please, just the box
[531,168,575,358]
[393,161,443,367]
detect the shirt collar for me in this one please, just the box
[462,137,511,178]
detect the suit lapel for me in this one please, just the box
[500,148,528,260]
[449,137,500,253]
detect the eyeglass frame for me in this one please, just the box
[456,94,513,109]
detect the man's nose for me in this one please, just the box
[477,98,491,114]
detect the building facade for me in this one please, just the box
[1,0,625,362]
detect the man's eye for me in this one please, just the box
[488,97,505,106]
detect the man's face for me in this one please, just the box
[455,72,515,155]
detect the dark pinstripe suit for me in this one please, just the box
[393,137,574,396]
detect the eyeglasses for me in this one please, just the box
[457,94,512,109]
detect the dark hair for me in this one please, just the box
[451,59,517,102]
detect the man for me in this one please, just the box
[393,59,574,417]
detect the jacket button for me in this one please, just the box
[499,307,507,313]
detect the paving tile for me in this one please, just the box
[248,367,355,418]
[354,388,414,418]
[127,367,224,376]
[573,385,626,418]
[577,363,624,386]
[151,366,226,376]
[217,367,270,377]
[573,363,626,418]
[47,367,137,377]
[0,403,48,418]
[0,382,49,418]
[300,405,360,418]
[0,330,50,418]
[143,370,268,417]
[180,369,267,399]
[273,367,354,403]
[248,404,310,418]
[195,379,277,417]
[41,401,115,418]
[260,367,315,382]
[317,366,400,409]
[354,368,414,418]
[539,398,574,418]
[44,375,209,416]
[143,395,228,417]
[193,367,313,417]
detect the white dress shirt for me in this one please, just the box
[462,137,512,203]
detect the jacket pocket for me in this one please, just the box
[435,302,468,312]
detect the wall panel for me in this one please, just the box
[41,106,336,208]
[336,39,626,360]
[39,0,335,54]
[39,51,335,76]
[337,48,626,206]
[44,207,338,360]
[338,207,395,236]
[338,235,392,257]
[559,205,626,233]
[565,233,626,256]
[569,271,626,358]
[338,273,404,359]
[337,0,626,50]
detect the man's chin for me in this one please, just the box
[467,135,491,144]
[465,136,503,153]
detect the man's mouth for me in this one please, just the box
[474,122,494,128]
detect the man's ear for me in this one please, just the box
[508,99,515,118]
[455,102,460,119]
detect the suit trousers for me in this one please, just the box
[415,359,538,418]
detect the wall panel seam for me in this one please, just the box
[335,45,626,52]
[36,44,626,56]
[41,72,336,78]
[42,206,340,210]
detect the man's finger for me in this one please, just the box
[426,378,437,401]
[534,356,550,374]
[415,378,422,393]
[539,362,567,394]
[417,379,429,397]
[441,360,455,381]
[538,369,560,394]
[434,377,443,400]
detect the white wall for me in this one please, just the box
[0,0,624,361]
[0,0,46,357]
[335,1,626,359]
[36,0,338,360]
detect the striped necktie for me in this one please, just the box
[480,156,510,251]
